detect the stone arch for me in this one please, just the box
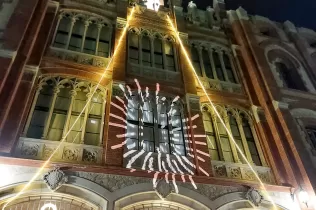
[263,44,315,92]
[112,183,211,210]
[291,108,316,119]
[0,168,113,210]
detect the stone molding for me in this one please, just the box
[0,48,16,59]
[272,100,289,110]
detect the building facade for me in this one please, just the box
[0,0,316,209]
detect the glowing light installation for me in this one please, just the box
[110,79,209,193]
[166,15,278,209]
[1,7,136,210]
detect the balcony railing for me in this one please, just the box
[211,160,274,184]
[14,137,103,164]
[46,46,110,68]
[129,63,182,84]
[196,77,243,94]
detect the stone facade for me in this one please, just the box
[0,0,315,209]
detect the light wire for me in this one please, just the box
[166,15,278,209]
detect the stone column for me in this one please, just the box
[95,23,103,56]
[65,17,76,49]
[80,20,90,52]
[62,90,76,140]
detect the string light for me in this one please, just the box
[166,15,278,209]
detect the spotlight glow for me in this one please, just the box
[167,15,278,209]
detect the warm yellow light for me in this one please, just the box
[2,7,136,210]
[166,15,278,209]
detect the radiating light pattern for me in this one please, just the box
[110,79,211,195]
[167,15,278,209]
[1,7,136,210]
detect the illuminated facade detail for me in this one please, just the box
[0,0,316,209]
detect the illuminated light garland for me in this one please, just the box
[198,166,209,176]
[172,159,183,174]
[110,102,127,115]
[126,149,145,168]
[148,157,154,171]
[172,174,179,193]
[158,151,162,171]
[108,122,127,129]
[153,171,160,188]
[196,149,211,157]
[123,149,137,158]
[188,175,197,189]
[162,161,168,172]
[191,114,199,121]
[166,154,177,173]
[181,156,196,169]
[130,169,136,172]
[111,139,127,149]
[115,96,127,109]
[167,15,278,209]
[175,155,194,175]
[181,175,186,183]
[197,156,205,162]
[165,173,169,183]
[110,113,128,124]
[142,152,153,170]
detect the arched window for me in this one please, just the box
[223,53,236,83]
[202,48,213,79]
[54,16,71,48]
[275,62,306,91]
[202,106,264,165]
[213,51,225,81]
[126,94,186,155]
[241,114,261,166]
[128,32,139,64]
[142,34,151,66]
[25,77,106,146]
[191,46,202,76]
[53,12,112,58]
[165,40,176,71]
[69,18,85,52]
[154,37,163,68]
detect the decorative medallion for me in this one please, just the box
[245,188,263,206]
[43,168,68,191]
[154,179,174,199]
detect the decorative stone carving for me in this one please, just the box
[228,167,242,179]
[82,149,98,163]
[245,188,263,206]
[63,148,79,161]
[187,1,198,22]
[116,17,127,29]
[214,165,226,177]
[154,179,174,199]
[21,143,39,157]
[43,168,68,191]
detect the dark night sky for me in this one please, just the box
[182,0,316,30]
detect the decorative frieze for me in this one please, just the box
[43,168,68,191]
[47,46,110,68]
[211,160,274,184]
[196,77,243,94]
[14,137,103,164]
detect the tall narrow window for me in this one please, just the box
[242,115,261,166]
[306,128,316,150]
[142,35,151,66]
[67,87,86,144]
[47,85,71,141]
[223,54,236,83]
[228,112,246,163]
[98,26,111,57]
[129,32,139,64]
[217,116,233,162]
[165,41,176,71]
[213,51,225,81]
[154,37,163,69]
[126,94,186,156]
[27,82,54,139]
[68,18,85,52]
[191,46,202,76]
[202,111,219,160]
[85,91,104,145]
[84,23,98,55]
[202,48,213,79]
[54,17,71,48]
[275,62,306,91]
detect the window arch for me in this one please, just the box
[53,10,112,58]
[202,105,264,166]
[275,62,306,91]
[126,93,186,155]
[24,77,107,146]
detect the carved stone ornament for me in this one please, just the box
[154,179,174,199]
[245,188,263,206]
[43,168,68,191]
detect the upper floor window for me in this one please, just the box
[202,106,264,166]
[128,30,177,71]
[306,128,316,150]
[190,44,238,83]
[53,11,112,57]
[24,77,107,146]
[126,94,187,156]
[275,62,306,91]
